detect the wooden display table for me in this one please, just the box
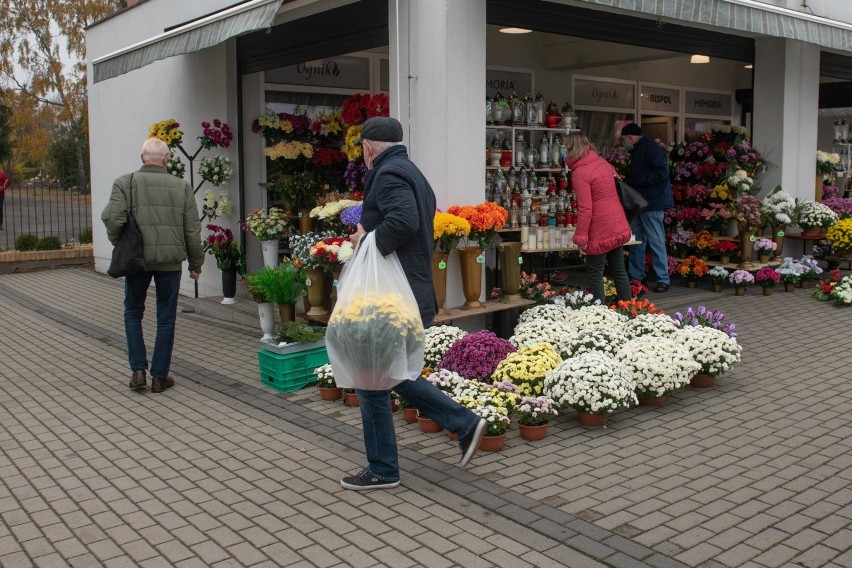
[785,233,827,256]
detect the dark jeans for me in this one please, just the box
[356,377,480,481]
[124,270,181,379]
[585,246,632,303]
[0,193,4,227]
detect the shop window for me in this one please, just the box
[577,112,635,150]
[684,118,731,142]
[640,116,678,145]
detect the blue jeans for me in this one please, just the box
[628,210,669,285]
[356,377,480,481]
[124,270,181,379]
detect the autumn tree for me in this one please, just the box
[0,1,124,188]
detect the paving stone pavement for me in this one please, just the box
[0,268,850,568]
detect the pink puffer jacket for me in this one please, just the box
[570,151,632,256]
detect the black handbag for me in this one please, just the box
[107,173,147,278]
[614,176,649,222]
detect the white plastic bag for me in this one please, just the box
[325,232,425,390]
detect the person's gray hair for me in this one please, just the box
[141,138,170,163]
[365,140,401,154]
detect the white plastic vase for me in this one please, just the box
[261,240,279,268]
[258,302,275,343]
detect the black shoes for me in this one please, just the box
[151,377,175,393]
[654,283,671,293]
[129,370,147,391]
[340,469,400,490]
[459,418,487,468]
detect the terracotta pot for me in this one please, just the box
[344,392,359,406]
[735,286,746,296]
[799,228,825,239]
[319,386,343,401]
[277,303,295,323]
[784,282,796,292]
[298,209,314,235]
[431,250,450,317]
[800,278,811,289]
[686,281,697,288]
[498,242,523,302]
[417,415,443,433]
[478,433,506,452]
[457,246,484,310]
[447,432,458,441]
[402,407,418,423]
[720,255,731,265]
[518,423,548,441]
[690,374,716,388]
[577,412,608,426]
[712,282,722,293]
[762,286,773,296]
[638,395,667,407]
[304,268,327,316]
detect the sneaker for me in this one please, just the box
[151,376,175,393]
[340,469,400,491]
[129,370,147,391]
[458,418,487,468]
[654,283,670,293]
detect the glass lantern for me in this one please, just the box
[834,120,844,143]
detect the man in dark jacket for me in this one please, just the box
[621,123,674,292]
[102,137,205,394]
[341,117,485,491]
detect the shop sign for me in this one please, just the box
[486,69,533,99]
[574,78,635,110]
[265,56,370,89]
[640,86,680,113]
[684,90,732,117]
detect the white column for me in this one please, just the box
[752,39,821,202]
[390,0,487,316]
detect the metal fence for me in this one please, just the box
[0,182,92,251]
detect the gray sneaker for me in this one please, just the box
[340,469,400,491]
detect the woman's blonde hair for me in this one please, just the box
[563,132,594,163]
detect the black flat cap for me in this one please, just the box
[355,117,404,144]
[620,123,643,136]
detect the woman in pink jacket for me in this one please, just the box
[565,133,632,303]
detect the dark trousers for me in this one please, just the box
[124,270,181,379]
[585,246,632,303]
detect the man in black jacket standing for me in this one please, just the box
[621,123,675,292]
[342,117,486,491]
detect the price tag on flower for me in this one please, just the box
[476,255,485,263]
[518,257,524,264]
[777,231,784,237]
[305,278,312,286]
[749,235,756,241]
[438,261,446,270]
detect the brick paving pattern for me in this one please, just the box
[0,268,850,567]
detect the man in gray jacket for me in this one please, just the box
[102,138,205,393]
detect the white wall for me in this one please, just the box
[754,1,852,25]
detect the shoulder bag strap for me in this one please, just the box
[127,173,135,217]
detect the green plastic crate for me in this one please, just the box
[257,346,329,393]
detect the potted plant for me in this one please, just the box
[621,312,679,340]
[826,218,852,259]
[242,207,288,268]
[827,273,852,306]
[268,171,323,232]
[203,224,245,305]
[438,330,516,383]
[490,343,562,397]
[313,364,342,401]
[811,269,843,302]
[675,325,742,388]
[515,395,558,441]
[396,389,418,423]
[471,405,510,451]
[755,266,780,296]
[668,229,694,258]
[423,326,468,369]
[794,201,838,238]
[343,388,359,407]
[714,240,739,265]
[689,230,717,260]
[610,298,661,319]
[271,321,326,352]
[761,185,796,256]
[559,327,627,359]
[675,255,709,288]
[543,352,637,426]
[728,269,754,296]
[753,238,777,264]
[799,255,823,289]
[776,258,804,292]
[732,195,762,267]
[242,273,273,342]
[708,266,730,293]
[672,306,738,338]
[616,336,699,406]
[446,202,508,308]
[244,263,307,324]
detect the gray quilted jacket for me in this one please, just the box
[101,164,205,273]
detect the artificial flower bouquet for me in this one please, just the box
[672,306,737,338]
[289,230,338,269]
[610,298,662,319]
[811,269,842,302]
[728,269,754,288]
[794,201,838,231]
[149,118,183,148]
[490,343,562,397]
[446,202,508,251]
[433,211,472,253]
[203,224,244,273]
[560,327,627,359]
[423,325,467,368]
[340,203,362,229]
[822,197,852,220]
[755,267,780,288]
[167,151,186,178]
[616,336,699,399]
[799,255,824,281]
[509,319,577,353]
[675,326,742,376]
[621,313,679,340]
[313,364,336,388]
[515,396,559,426]
[826,218,852,253]
[630,279,649,298]
[198,155,233,187]
[760,186,796,228]
[543,352,637,415]
[708,266,730,284]
[676,256,709,282]
[732,195,762,232]
[700,203,732,233]
[816,150,841,176]
[201,189,233,221]
[726,168,755,197]
[309,237,354,271]
[243,207,288,241]
[438,330,516,383]
[309,198,361,228]
[776,258,805,285]
[669,229,694,255]
[753,238,777,255]
[689,231,717,256]
[518,271,557,304]
[198,118,234,149]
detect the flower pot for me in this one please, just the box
[304,268,327,316]
[738,229,755,268]
[720,255,731,266]
[417,415,443,433]
[800,278,811,289]
[447,432,458,441]
[762,286,773,296]
[712,282,723,293]
[298,209,314,235]
[221,267,237,305]
[402,407,418,424]
[799,228,825,238]
[638,395,667,407]
[478,433,506,452]
[699,255,710,262]
[690,373,715,388]
[277,303,295,324]
[457,246,485,310]
[577,412,608,427]
[686,281,697,288]
[758,254,770,264]
[344,391,359,406]
[319,386,343,401]
[771,226,785,259]
[735,286,746,296]
[431,250,450,317]
[261,240,279,268]
[258,302,275,342]
[498,242,523,302]
[518,423,548,441]
[784,282,796,292]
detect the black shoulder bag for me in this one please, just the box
[107,173,147,278]
[614,174,649,222]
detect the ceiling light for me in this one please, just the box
[744,64,753,69]
[499,27,532,34]
[690,54,710,64]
